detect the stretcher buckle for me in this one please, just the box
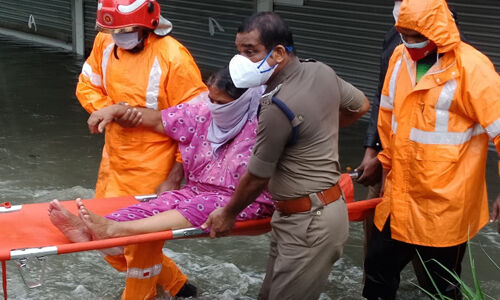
[0,202,22,213]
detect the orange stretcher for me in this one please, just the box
[0,174,381,299]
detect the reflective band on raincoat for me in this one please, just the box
[485,118,500,139]
[146,57,162,110]
[82,62,102,87]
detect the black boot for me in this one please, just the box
[176,281,198,298]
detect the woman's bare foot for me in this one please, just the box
[48,199,91,242]
[76,199,123,239]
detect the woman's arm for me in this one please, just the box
[87,104,164,134]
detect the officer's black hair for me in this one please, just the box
[206,66,247,100]
[237,12,296,55]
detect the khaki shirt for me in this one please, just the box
[248,57,365,200]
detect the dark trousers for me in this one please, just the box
[362,219,467,300]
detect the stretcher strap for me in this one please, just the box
[2,260,6,300]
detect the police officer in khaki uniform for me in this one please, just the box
[203,12,370,299]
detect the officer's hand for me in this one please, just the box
[355,147,382,186]
[491,193,500,234]
[115,108,143,128]
[201,208,236,238]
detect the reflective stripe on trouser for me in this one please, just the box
[258,194,349,300]
[104,241,187,299]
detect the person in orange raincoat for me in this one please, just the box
[363,0,500,299]
[75,0,206,298]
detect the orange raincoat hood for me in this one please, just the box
[396,0,460,53]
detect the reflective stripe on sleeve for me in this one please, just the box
[146,57,161,110]
[388,59,402,105]
[485,118,500,139]
[82,62,102,87]
[101,43,114,94]
[126,263,162,279]
[383,59,402,134]
[392,115,398,134]
[380,95,393,109]
[380,59,403,110]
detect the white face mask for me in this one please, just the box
[393,1,402,23]
[229,50,277,88]
[112,32,141,50]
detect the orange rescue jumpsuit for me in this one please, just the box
[376,0,500,247]
[76,32,207,299]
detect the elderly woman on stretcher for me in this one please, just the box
[48,67,273,248]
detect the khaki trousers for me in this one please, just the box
[258,194,349,300]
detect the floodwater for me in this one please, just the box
[0,35,498,300]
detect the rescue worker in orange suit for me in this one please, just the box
[75,0,206,298]
[356,0,468,290]
[363,0,500,299]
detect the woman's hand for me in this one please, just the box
[115,107,143,128]
[88,105,124,134]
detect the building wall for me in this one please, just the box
[0,0,497,101]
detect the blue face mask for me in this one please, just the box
[400,34,429,49]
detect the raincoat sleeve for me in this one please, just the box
[462,58,500,176]
[75,33,112,114]
[377,50,402,170]
[163,45,207,163]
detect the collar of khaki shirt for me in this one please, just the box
[266,55,301,93]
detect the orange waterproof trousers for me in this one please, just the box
[104,241,187,299]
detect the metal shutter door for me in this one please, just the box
[162,0,255,75]
[0,0,72,43]
[275,0,393,101]
[275,0,499,99]
[84,0,98,53]
[448,0,500,72]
